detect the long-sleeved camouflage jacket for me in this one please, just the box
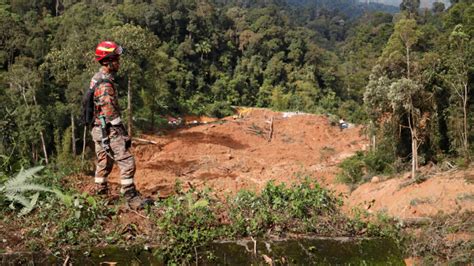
[90,68,121,126]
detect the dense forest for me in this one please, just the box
[0,0,472,177]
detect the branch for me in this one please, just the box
[267,117,274,142]
[133,138,157,145]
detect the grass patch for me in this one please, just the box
[148,178,403,263]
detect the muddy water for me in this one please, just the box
[1,237,404,265]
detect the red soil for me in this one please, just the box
[129,108,365,198]
[80,108,474,221]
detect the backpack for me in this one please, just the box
[81,79,111,126]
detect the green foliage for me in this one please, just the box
[337,149,396,185]
[55,192,112,246]
[228,178,342,236]
[154,188,223,264]
[337,151,366,184]
[0,166,53,215]
[205,101,234,118]
[151,178,399,263]
[363,149,396,175]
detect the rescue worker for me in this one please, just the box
[339,117,348,131]
[90,41,150,210]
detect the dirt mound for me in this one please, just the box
[345,167,474,219]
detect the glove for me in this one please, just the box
[124,135,132,149]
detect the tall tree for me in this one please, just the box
[395,19,420,79]
[445,25,472,156]
[0,3,26,69]
[6,57,49,164]
[388,78,431,177]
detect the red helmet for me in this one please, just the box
[95,41,123,62]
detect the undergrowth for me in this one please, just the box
[402,212,473,265]
[154,187,225,263]
[151,178,400,264]
[0,168,410,264]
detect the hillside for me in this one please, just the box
[79,108,366,198]
[75,109,474,222]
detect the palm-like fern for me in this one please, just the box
[0,166,53,216]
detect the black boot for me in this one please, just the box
[91,183,108,196]
[123,186,154,210]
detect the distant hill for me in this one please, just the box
[285,0,399,15]
[358,0,450,8]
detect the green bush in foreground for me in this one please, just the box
[228,179,343,236]
[154,188,224,263]
[152,178,397,263]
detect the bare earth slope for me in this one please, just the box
[127,108,365,198]
[80,108,473,220]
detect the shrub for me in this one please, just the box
[154,188,223,263]
[337,149,396,185]
[228,178,342,237]
[363,149,395,175]
[337,151,366,184]
[205,101,234,118]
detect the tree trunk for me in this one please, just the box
[39,132,49,164]
[369,121,376,151]
[82,125,87,162]
[71,112,76,155]
[151,99,155,131]
[32,95,49,164]
[408,112,418,178]
[411,138,415,178]
[32,143,36,162]
[372,135,376,152]
[463,82,469,156]
[128,77,132,137]
[413,128,418,170]
[55,0,60,16]
[406,46,410,79]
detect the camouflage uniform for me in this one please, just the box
[90,68,136,194]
